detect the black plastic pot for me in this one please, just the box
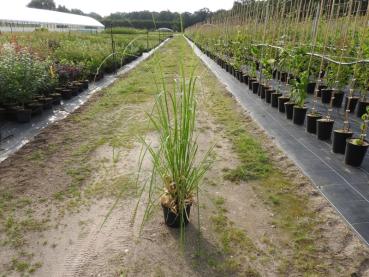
[260,85,269,99]
[252,82,260,94]
[60,89,73,100]
[3,106,16,121]
[278,96,289,112]
[316,119,334,141]
[26,102,43,116]
[16,109,32,123]
[234,70,240,79]
[307,83,316,94]
[285,102,295,120]
[271,93,283,108]
[237,71,243,82]
[321,89,332,104]
[306,113,322,134]
[74,82,85,93]
[162,204,191,228]
[0,108,5,122]
[272,70,277,79]
[50,93,62,105]
[293,106,307,125]
[344,96,359,113]
[40,98,53,110]
[345,139,369,167]
[332,90,344,108]
[249,78,256,90]
[225,63,230,72]
[230,67,235,77]
[357,100,369,118]
[317,85,328,97]
[68,85,79,97]
[332,130,353,154]
[265,89,275,103]
[280,72,288,82]
[96,72,104,81]
[243,75,249,84]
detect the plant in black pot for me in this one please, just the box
[326,63,351,108]
[284,46,308,118]
[291,71,309,125]
[316,97,335,141]
[284,75,296,120]
[332,106,353,154]
[306,109,322,134]
[247,60,258,92]
[357,91,369,118]
[0,44,50,123]
[277,92,289,111]
[284,97,295,120]
[307,79,324,134]
[132,65,213,247]
[231,36,246,83]
[355,64,369,118]
[344,87,359,113]
[345,106,369,167]
[261,57,276,103]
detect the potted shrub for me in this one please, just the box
[321,88,333,104]
[284,84,296,120]
[356,90,369,118]
[316,77,335,140]
[317,117,335,141]
[261,57,275,103]
[133,66,213,243]
[307,82,316,94]
[325,64,351,108]
[306,110,322,134]
[285,100,295,120]
[333,128,353,154]
[345,106,369,167]
[344,87,359,113]
[278,93,289,112]
[0,44,44,123]
[292,71,308,125]
[317,97,335,141]
[355,64,369,118]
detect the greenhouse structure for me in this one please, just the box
[0,7,104,33]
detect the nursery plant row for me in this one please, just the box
[185,0,369,167]
[189,35,369,168]
[0,32,170,124]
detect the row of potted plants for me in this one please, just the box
[191,38,368,168]
[0,32,168,124]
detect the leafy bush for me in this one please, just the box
[0,43,54,106]
[103,27,147,35]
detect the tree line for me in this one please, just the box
[27,0,216,30]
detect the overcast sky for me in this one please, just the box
[7,0,234,16]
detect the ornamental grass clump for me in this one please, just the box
[135,64,213,245]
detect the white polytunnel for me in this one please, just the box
[0,7,105,32]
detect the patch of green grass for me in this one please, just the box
[11,256,42,273]
[224,131,271,181]
[3,215,48,248]
[11,258,30,272]
[214,196,225,207]
[27,150,45,162]
[85,175,136,199]
[210,195,260,274]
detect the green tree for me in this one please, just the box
[27,0,56,10]
[56,5,70,13]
